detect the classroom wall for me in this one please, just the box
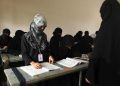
[0,0,104,40]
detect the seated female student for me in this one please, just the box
[8,30,25,55]
[0,28,12,53]
[49,27,62,61]
[59,34,74,59]
[55,34,80,86]
[21,14,54,86]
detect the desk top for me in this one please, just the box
[4,63,88,86]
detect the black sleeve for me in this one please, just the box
[49,37,55,56]
[44,33,51,56]
[21,35,32,65]
[0,55,3,69]
[86,53,99,84]
[0,36,3,48]
[0,52,2,62]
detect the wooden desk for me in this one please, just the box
[4,63,88,86]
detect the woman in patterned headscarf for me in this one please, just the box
[86,0,120,86]
[21,14,54,69]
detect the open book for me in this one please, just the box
[20,62,61,77]
[57,57,88,68]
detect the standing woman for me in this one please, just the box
[21,14,54,69]
[86,0,120,86]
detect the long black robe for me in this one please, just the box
[50,35,62,61]
[86,0,120,86]
[8,30,25,55]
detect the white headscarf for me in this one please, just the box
[117,0,120,4]
[32,14,47,28]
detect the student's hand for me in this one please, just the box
[2,46,8,52]
[30,61,42,69]
[49,56,54,64]
[117,0,120,4]
[3,46,7,50]
[85,78,91,84]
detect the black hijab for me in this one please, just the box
[94,0,120,66]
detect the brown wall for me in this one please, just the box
[0,0,104,40]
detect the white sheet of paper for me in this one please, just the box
[57,57,86,68]
[20,62,61,77]
[57,59,78,68]
[41,62,61,71]
[20,65,49,77]
[73,58,88,63]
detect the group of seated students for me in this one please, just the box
[0,27,95,86]
[50,27,94,61]
[0,28,25,86]
[0,28,25,55]
[0,28,95,61]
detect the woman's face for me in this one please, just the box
[37,25,47,32]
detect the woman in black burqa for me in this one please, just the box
[50,27,62,61]
[8,30,25,55]
[21,14,54,69]
[86,0,120,86]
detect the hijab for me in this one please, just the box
[24,14,47,52]
[94,0,120,66]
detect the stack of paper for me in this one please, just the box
[20,66,49,77]
[72,57,88,63]
[57,57,87,68]
[81,54,89,61]
[41,62,61,71]
[20,62,61,77]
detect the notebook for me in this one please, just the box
[20,62,61,77]
[57,57,87,68]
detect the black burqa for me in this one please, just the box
[50,27,62,61]
[8,30,25,55]
[86,0,120,86]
